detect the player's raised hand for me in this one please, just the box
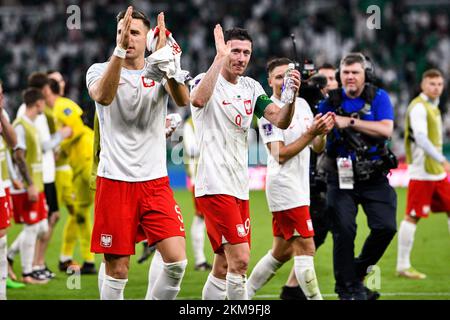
[156,12,167,50]
[118,6,133,50]
[309,112,335,136]
[214,24,231,58]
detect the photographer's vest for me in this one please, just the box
[405,95,444,175]
[13,117,44,192]
[326,85,384,158]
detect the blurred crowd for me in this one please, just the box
[0,0,449,158]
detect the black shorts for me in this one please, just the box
[44,182,59,216]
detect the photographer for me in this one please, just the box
[318,53,397,300]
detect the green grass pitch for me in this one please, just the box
[5,188,450,300]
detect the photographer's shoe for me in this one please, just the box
[365,286,380,300]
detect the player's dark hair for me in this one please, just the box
[224,28,253,43]
[27,72,49,90]
[266,58,293,74]
[23,88,44,107]
[49,79,60,95]
[318,63,336,71]
[116,9,151,30]
[46,70,57,75]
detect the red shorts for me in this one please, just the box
[191,186,203,218]
[11,192,48,225]
[91,176,185,255]
[196,194,250,254]
[406,178,450,218]
[272,206,315,240]
[0,193,12,229]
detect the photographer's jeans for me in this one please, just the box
[326,174,397,298]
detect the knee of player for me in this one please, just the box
[293,237,316,257]
[106,262,129,279]
[164,259,188,279]
[229,255,250,274]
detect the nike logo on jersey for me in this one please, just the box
[222,100,232,106]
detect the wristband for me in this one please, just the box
[113,46,127,59]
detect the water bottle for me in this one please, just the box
[281,63,296,104]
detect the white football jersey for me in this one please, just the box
[191,73,269,200]
[86,61,169,182]
[258,96,313,212]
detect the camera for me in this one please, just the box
[295,59,328,111]
[340,127,398,181]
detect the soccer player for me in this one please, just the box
[190,26,301,300]
[10,73,71,280]
[46,78,97,274]
[279,62,340,299]
[10,88,50,284]
[247,58,334,300]
[398,69,450,279]
[86,7,190,300]
[46,71,79,271]
[0,80,18,299]
[183,115,212,271]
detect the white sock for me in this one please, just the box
[7,230,24,260]
[294,255,322,300]
[98,262,105,296]
[0,235,7,300]
[202,273,226,300]
[145,250,164,299]
[20,224,39,275]
[150,259,187,300]
[247,250,283,299]
[226,272,248,300]
[191,216,207,265]
[396,220,416,271]
[101,275,128,300]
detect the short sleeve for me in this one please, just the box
[190,73,206,92]
[373,89,394,121]
[86,63,107,90]
[409,103,428,136]
[258,117,284,145]
[14,124,26,151]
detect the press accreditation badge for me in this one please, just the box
[337,157,354,190]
